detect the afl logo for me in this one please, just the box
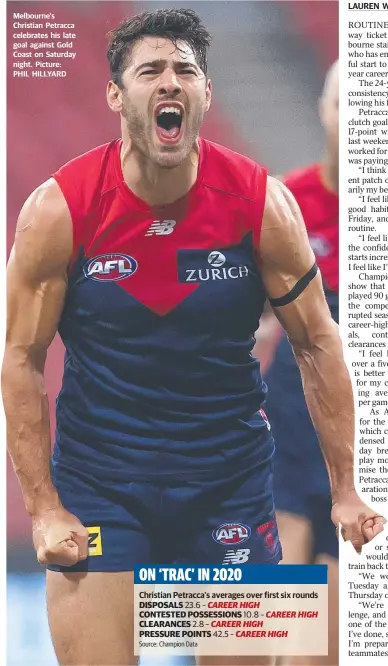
[84,254,138,281]
[212,523,251,545]
[208,251,226,268]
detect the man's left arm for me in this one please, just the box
[258,176,386,552]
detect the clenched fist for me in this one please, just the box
[332,489,387,554]
[32,506,89,567]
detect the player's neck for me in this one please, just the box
[120,138,200,207]
[320,155,338,195]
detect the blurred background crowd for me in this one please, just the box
[7,1,338,664]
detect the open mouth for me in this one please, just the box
[155,105,183,144]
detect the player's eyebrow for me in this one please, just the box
[134,59,199,73]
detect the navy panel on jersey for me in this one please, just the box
[55,230,269,482]
[53,140,270,486]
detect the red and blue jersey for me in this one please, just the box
[284,164,338,294]
[52,138,272,481]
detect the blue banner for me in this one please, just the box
[134,564,327,585]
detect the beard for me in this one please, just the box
[121,93,206,169]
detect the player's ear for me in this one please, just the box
[205,78,212,113]
[107,80,123,114]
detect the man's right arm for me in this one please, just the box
[3,179,88,566]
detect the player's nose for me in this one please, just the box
[158,68,182,97]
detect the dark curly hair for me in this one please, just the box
[107,8,211,88]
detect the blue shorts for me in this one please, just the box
[264,335,338,561]
[49,453,282,572]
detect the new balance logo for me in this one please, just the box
[222,548,250,565]
[145,220,176,236]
